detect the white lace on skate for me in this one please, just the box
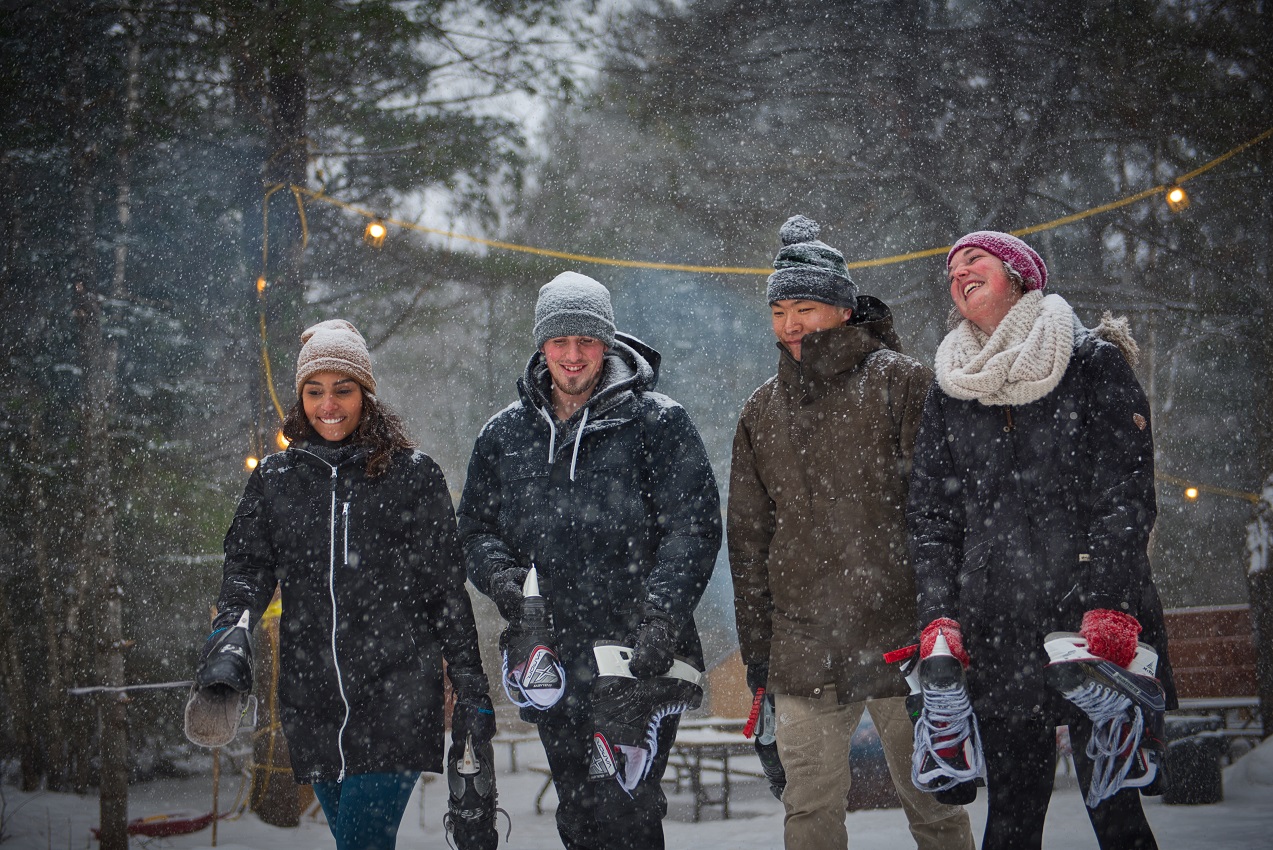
[1064,680,1150,807]
[911,680,984,790]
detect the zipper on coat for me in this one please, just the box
[1003,407,1015,432]
[342,501,351,568]
[326,465,352,782]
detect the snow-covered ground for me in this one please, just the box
[4,735,1271,849]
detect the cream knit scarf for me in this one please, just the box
[935,290,1078,406]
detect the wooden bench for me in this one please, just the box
[1162,604,1263,748]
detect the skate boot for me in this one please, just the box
[184,610,257,748]
[588,641,703,794]
[910,630,984,803]
[500,567,566,710]
[744,688,786,800]
[444,733,505,850]
[1044,632,1167,806]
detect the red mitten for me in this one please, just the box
[1079,609,1142,669]
[919,617,970,668]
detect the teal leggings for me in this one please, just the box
[312,772,420,850]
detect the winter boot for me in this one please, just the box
[910,630,984,802]
[500,567,566,710]
[744,689,786,800]
[184,610,256,748]
[1044,632,1167,806]
[444,733,504,850]
[588,641,703,794]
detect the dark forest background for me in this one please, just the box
[1,0,1270,816]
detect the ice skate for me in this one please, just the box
[1044,632,1166,806]
[588,641,703,794]
[500,567,566,710]
[910,630,984,801]
[744,688,786,799]
[184,610,256,748]
[444,733,507,850]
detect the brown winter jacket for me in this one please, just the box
[728,296,933,704]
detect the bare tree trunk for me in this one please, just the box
[0,587,37,791]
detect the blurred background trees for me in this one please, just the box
[0,0,1269,807]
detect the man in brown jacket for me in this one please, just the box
[728,215,974,850]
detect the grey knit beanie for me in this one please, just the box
[533,271,616,349]
[766,215,857,307]
[295,319,376,395]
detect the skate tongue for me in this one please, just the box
[458,735,480,776]
[932,630,952,657]
[522,565,542,598]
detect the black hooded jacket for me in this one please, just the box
[908,329,1177,718]
[214,442,486,782]
[458,334,722,714]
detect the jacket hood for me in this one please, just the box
[519,332,660,419]
[777,294,902,397]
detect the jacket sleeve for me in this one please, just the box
[906,381,966,630]
[640,402,722,631]
[456,423,523,600]
[893,358,935,496]
[1081,343,1156,615]
[213,468,279,632]
[412,455,487,687]
[726,398,775,669]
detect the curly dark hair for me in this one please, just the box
[282,387,416,478]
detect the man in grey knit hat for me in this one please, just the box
[458,271,721,850]
[729,217,974,850]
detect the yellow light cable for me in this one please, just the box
[288,125,1272,275]
[1155,472,1259,504]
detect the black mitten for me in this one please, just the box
[627,605,677,679]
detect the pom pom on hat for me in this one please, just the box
[533,271,616,349]
[766,215,857,308]
[295,319,376,395]
[947,231,1048,291]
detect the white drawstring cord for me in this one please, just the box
[568,407,588,481]
[537,406,557,464]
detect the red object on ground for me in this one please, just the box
[91,811,216,840]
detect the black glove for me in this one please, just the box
[196,612,254,694]
[488,567,529,622]
[746,660,769,694]
[449,669,496,747]
[627,605,678,679]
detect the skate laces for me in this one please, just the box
[1065,680,1147,807]
[912,681,984,790]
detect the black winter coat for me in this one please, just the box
[214,442,487,782]
[458,335,722,717]
[907,329,1177,719]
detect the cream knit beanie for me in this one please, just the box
[295,319,376,395]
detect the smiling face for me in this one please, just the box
[770,299,853,361]
[542,335,607,407]
[302,371,364,442]
[948,246,1022,335]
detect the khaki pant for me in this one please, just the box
[775,691,975,850]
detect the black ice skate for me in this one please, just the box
[444,733,507,850]
[500,566,566,711]
[184,610,257,748]
[910,630,984,801]
[1044,632,1167,807]
[588,641,703,794]
[744,688,786,800]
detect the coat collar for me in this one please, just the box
[776,295,901,401]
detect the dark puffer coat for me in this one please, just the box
[457,334,721,715]
[907,329,1177,719]
[214,442,487,783]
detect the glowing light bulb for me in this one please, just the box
[276,430,291,450]
[1184,487,1199,500]
[246,456,259,470]
[364,220,387,248]
[1166,186,1189,213]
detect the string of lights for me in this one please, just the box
[244,127,1273,505]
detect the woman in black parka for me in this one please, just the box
[205,320,493,850]
[907,232,1176,850]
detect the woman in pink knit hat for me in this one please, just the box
[906,232,1176,850]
